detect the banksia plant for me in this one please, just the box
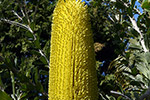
[48,0,98,100]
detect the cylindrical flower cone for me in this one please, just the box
[48,0,98,99]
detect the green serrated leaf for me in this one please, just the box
[0,90,12,100]
[25,31,34,38]
[30,22,35,30]
[40,56,47,65]
[34,36,41,49]
[30,50,41,56]
[22,17,28,25]
[2,0,9,8]
[36,81,44,92]
[39,70,48,75]
[137,14,144,26]
[141,0,150,11]
[145,52,150,63]
[129,44,142,50]
[131,0,136,8]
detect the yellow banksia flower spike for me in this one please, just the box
[48,0,98,100]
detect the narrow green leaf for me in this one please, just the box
[0,76,4,89]
[34,68,38,84]
[127,7,133,16]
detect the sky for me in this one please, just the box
[134,1,143,20]
[135,1,143,13]
[82,0,143,21]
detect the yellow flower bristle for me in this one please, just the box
[48,0,98,99]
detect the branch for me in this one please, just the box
[0,18,37,41]
[21,8,25,17]
[110,90,131,100]
[129,16,148,52]
[1,18,33,33]
[1,3,49,66]
[116,0,141,15]
[24,0,30,24]
[33,3,38,22]
[1,18,49,66]
[12,10,22,20]
[139,86,150,100]
[116,0,148,52]
[108,15,115,22]
[39,49,49,65]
